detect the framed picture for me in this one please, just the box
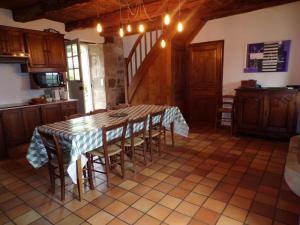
[244,40,291,73]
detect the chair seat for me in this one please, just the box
[124,137,144,147]
[89,144,122,157]
[145,130,161,139]
[217,107,233,113]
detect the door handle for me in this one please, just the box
[79,86,83,91]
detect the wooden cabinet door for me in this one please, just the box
[6,30,25,54]
[264,91,297,133]
[235,91,264,131]
[61,102,78,119]
[41,104,62,124]
[23,107,41,141]
[26,33,47,67]
[45,35,66,69]
[1,109,26,146]
[0,29,7,54]
[0,113,7,159]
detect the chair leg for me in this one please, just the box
[87,154,95,190]
[163,128,166,144]
[60,175,65,201]
[104,155,110,186]
[48,164,55,194]
[158,137,161,157]
[132,146,136,174]
[149,137,153,162]
[120,151,125,178]
[170,122,174,148]
[143,141,147,165]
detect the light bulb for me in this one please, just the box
[119,27,124,37]
[138,24,145,33]
[177,21,183,32]
[164,13,170,25]
[161,39,166,48]
[96,22,102,33]
[127,24,132,33]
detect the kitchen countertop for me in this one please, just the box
[0,99,78,111]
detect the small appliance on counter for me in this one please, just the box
[52,89,61,101]
[30,72,65,89]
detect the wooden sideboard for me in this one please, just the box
[234,88,300,138]
[0,100,78,158]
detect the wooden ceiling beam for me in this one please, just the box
[13,0,90,22]
[65,0,207,32]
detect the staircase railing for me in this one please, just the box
[124,30,162,102]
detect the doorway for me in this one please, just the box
[65,40,106,113]
[187,40,224,127]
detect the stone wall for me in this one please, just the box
[103,38,125,108]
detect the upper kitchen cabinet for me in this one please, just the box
[22,32,67,72]
[0,27,25,56]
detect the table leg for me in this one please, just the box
[76,157,83,201]
[170,122,175,148]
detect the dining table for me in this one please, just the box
[26,104,189,201]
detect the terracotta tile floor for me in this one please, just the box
[1,128,300,225]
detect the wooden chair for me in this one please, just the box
[145,110,165,161]
[90,109,107,115]
[125,116,148,171]
[39,130,94,201]
[64,113,88,121]
[112,104,130,110]
[86,120,128,186]
[215,95,235,135]
[163,123,174,147]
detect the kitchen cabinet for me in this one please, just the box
[0,27,25,56]
[0,115,6,159]
[23,32,66,72]
[41,104,62,124]
[23,106,41,141]
[61,101,78,119]
[235,88,299,138]
[1,109,26,147]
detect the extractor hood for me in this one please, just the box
[0,53,29,63]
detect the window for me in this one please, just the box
[66,43,81,81]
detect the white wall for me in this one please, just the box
[0,8,104,104]
[191,2,300,94]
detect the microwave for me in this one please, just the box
[30,72,65,89]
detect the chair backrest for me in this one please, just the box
[221,95,235,108]
[112,104,130,110]
[39,130,64,168]
[149,110,165,134]
[128,116,148,141]
[64,113,87,121]
[90,109,107,115]
[102,120,128,152]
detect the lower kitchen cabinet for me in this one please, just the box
[1,109,26,147]
[23,106,41,141]
[0,117,6,158]
[61,101,78,119]
[41,104,62,124]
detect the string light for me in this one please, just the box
[177,21,183,32]
[163,13,170,25]
[161,39,166,48]
[96,22,103,33]
[119,27,124,37]
[138,24,145,33]
[126,23,132,33]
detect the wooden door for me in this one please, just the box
[187,41,223,126]
[46,34,67,69]
[6,30,25,55]
[23,107,41,141]
[2,109,26,146]
[235,91,265,131]
[25,33,47,67]
[41,104,62,124]
[264,90,297,133]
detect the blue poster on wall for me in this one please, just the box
[244,40,291,73]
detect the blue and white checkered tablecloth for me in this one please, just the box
[26,105,189,183]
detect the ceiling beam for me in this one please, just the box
[13,0,90,22]
[65,0,207,32]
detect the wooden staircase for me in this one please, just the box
[124,30,162,103]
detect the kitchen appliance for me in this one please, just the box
[30,72,65,89]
